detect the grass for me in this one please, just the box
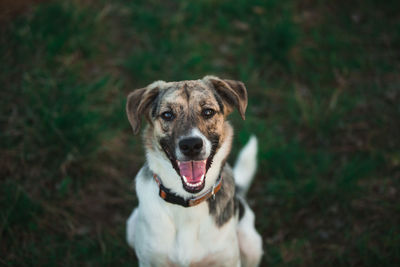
[1,0,399,266]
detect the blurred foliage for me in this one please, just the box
[1,0,399,266]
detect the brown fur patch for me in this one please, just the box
[149,81,227,148]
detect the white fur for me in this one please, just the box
[128,132,240,266]
[233,135,258,196]
[127,129,262,266]
[127,178,240,266]
[237,199,263,267]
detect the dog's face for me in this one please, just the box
[126,76,247,194]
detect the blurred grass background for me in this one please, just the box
[1,0,399,266]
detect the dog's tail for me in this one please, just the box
[233,135,258,197]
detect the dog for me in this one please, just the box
[125,76,263,267]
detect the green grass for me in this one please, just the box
[1,0,399,266]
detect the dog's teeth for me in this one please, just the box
[186,181,202,188]
[189,182,200,187]
[182,174,206,188]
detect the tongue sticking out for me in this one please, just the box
[178,160,207,186]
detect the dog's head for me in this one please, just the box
[126,76,247,195]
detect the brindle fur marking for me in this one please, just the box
[207,164,237,227]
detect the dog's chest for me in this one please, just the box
[130,167,240,266]
[134,199,239,266]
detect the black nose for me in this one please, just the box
[179,137,203,157]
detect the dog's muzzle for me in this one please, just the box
[176,137,208,192]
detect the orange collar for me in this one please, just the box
[153,174,222,207]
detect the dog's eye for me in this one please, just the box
[202,108,215,119]
[161,111,175,121]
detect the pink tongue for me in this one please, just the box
[178,160,206,183]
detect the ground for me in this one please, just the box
[1,0,399,266]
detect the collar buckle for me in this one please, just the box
[211,184,216,200]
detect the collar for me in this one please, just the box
[153,173,222,208]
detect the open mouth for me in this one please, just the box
[177,160,207,193]
[160,135,219,194]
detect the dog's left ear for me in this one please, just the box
[126,84,160,134]
[204,76,248,120]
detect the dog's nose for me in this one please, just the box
[179,137,203,157]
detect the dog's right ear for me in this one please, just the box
[203,76,248,120]
[126,84,160,135]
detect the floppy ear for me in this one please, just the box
[126,86,160,134]
[204,76,248,120]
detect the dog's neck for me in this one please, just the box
[152,172,223,207]
[140,123,238,227]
